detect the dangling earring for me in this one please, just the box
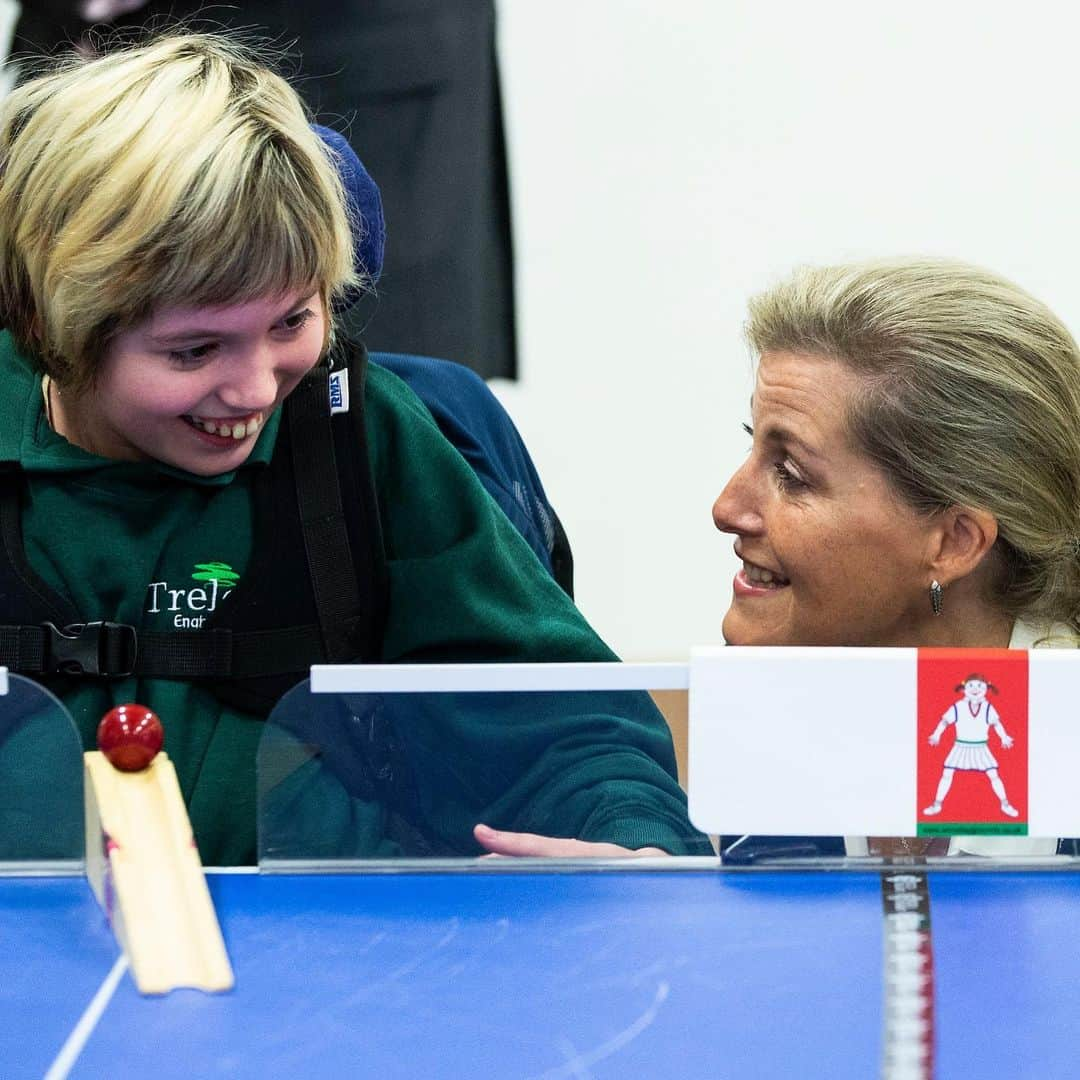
[42,374,55,430]
[929,580,943,617]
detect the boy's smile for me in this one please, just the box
[49,291,325,476]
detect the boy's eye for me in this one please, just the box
[169,343,216,366]
[280,308,315,332]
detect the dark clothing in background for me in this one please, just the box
[12,0,518,380]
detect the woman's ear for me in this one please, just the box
[927,506,1000,587]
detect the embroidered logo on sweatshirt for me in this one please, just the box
[191,562,240,586]
[144,562,240,629]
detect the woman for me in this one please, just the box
[712,257,1080,858]
[0,33,706,862]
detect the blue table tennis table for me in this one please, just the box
[6,865,1079,1079]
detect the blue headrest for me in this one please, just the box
[312,124,385,304]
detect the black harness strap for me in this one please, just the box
[0,620,333,681]
[0,467,80,626]
[135,625,329,680]
[287,363,364,661]
[0,621,137,677]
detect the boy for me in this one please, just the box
[0,34,707,862]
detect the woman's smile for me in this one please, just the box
[733,552,791,597]
[713,350,941,647]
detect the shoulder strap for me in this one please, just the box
[294,341,387,663]
[287,362,365,660]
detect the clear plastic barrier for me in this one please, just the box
[0,674,85,871]
[257,666,709,870]
[259,660,1080,873]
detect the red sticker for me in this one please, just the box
[916,650,1028,837]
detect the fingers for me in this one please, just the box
[474,824,598,857]
[472,824,667,859]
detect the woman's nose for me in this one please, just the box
[712,460,762,535]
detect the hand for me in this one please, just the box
[928,732,940,746]
[1000,734,1014,749]
[473,824,668,858]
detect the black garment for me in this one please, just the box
[12,0,517,380]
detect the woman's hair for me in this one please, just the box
[746,257,1080,634]
[0,33,360,393]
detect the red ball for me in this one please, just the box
[97,704,164,772]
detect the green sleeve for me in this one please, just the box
[359,367,710,855]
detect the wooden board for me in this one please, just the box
[84,750,234,995]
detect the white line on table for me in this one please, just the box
[43,953,129,1080]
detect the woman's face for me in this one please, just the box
[60,290,325,477]
[713,350,942,647]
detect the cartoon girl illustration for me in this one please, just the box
[922,673,1019,818]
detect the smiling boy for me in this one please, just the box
[0,34,707,862]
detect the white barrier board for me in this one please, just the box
[689,647,1080,839]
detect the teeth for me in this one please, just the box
[188,414,261,439]
[744,561,788,586]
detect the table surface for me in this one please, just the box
[5,866,1078,1079]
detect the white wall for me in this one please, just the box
[495,0,1080,659]
[0,1,15,90]
[4,2,1079,660]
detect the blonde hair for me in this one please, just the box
[746,257,1080,633]
[0,33,360,392]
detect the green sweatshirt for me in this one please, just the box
[0,333,707,862]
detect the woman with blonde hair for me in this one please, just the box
[0,33,706,862]
[712,257,1080,857]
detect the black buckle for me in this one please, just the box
[42,621,137,677]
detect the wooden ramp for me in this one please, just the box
[84,751,234,995]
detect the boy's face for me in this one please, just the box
[63,291,325,476]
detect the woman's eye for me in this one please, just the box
[773,460,808,493]
[741,422,754,438]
